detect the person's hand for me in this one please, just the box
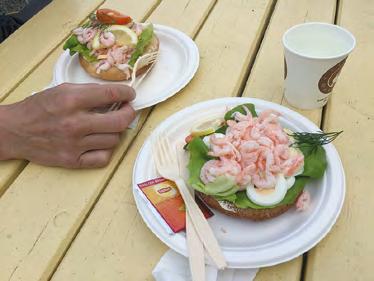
[0,83,136,168]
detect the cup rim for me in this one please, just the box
[282,22,356,60]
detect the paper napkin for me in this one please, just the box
[153,250,258,281]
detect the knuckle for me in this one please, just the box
[57,92,77,110]
[105,86,120,103]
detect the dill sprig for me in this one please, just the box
[290,131,343,149]
[83,13,109,30]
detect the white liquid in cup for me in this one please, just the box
[283,23,355,109]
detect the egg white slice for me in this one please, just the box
[246,174,288,206]
[286,176,295,190]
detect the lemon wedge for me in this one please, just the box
[92,32,101,50]
[191,119,223,137]
[107,25,138,46]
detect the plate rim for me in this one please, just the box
[132,97,346,268]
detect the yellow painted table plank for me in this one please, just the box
[0,2,161,280]
[306,0,374,280]
[0,0,104,102]
[51,0,274,280]
[240,0,336,279]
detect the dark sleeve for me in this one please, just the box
[0,15,22,43]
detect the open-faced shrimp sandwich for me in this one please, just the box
[63,9,159,81]
[185,103,334,220]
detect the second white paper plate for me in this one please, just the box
[53,24,199,110]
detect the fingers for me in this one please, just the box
[78,149,113,168]
[80,133,120,151]
[57,83,136,110]
[84,103,136,134]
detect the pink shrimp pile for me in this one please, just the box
[200,107,304,190]
[72,23,144,76]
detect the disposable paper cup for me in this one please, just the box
[283,22,355,109]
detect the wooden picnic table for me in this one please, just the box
[0,0,372,280]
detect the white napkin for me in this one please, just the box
[153,250,258,281]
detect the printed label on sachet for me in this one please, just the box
[137,178,213,233]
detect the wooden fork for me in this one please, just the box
[152,134,227,271]
[109,51,158,111]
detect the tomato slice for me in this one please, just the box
[96,9,132,25]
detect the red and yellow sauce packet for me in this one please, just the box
[137,178,213,233]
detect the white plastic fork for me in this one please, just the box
[152,134,227,271]
[108,51,158,111]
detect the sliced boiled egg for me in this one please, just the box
[286,176,295,189]
[203,133,225,149]
[246,174,288,206]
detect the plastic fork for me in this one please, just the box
[108,51,158,111]
[152,134,227,271]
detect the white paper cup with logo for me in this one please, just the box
[283,22,355,109]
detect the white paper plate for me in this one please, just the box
[53,24,199,110]
[132,97,345,268]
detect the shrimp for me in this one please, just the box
[239,140,261,168]
[239,140,259,154]
[100,31,116,47]
[275,144,290,160]
[296,191,310,211]
[226,120,251,142]
[257,109,281,123]
[250,124,262,140]
[200,158,241,184]
[282,153,304,177]
[74,27,96,44]
[236,172,251,188]
[198,105,304,191]
[100,31,115,47]
[258,136,274,148]
[95,61,111,74]
[252,171,276,189]
[233,107,254,123]
[209,134,241,160]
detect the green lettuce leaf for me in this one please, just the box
[186,137,211,191]
[299,145,327,179]
[128,24,154,66]
[224,103,258,120]
[63,34,97,62]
